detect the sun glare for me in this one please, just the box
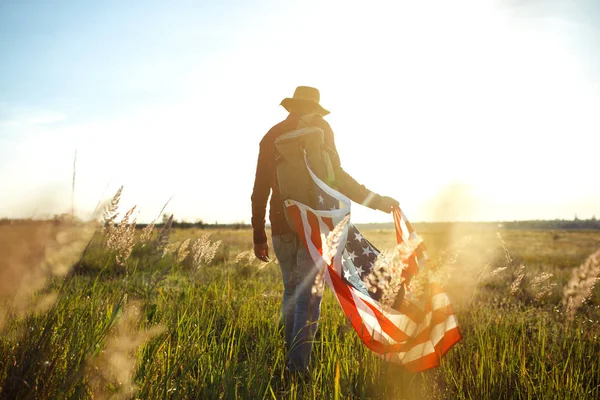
[282,0,600,222]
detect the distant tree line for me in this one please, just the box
[0,215,251,230]
[2,216,599,231]
[500,218,600,230]
[136,219,251,230]
[358,217,600,231]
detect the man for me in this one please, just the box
[251,86,399,375]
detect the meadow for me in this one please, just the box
[1,202,599,399]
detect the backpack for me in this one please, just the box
[274,113,337,210]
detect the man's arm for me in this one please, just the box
[320,119,399,212]
[251,139,272,248]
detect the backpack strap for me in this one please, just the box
[296,113,336,187]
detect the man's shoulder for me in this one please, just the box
[260,117,294,145]
[312,114,331,130]
[269,118,294,133]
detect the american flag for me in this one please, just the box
[284,161,461,372]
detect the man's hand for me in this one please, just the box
[377,196,400,213]
[254,242,270,262]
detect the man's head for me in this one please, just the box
[280,86,330,116]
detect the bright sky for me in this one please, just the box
[1,0,599,224]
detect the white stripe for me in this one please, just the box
[329,227,349,277]
[404,315,459,364]
[287,196,350,253]
[323,267,335,291]
[289,199,350,222]
[400,210,411,227]
[412,293,454,335]
[351,288,419,337]
[304,155,352,207]
[318,217,331,243]
[431,293,452,310]
[297,208,325,267]
[411,293,451,336]
[401,340,435,364]
[388,315,459,365]
[400,218,410,244]
[429,315,458,347]
[350,289,397,345]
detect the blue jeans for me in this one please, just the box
[272,232,324,372]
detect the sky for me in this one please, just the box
[1,0,599,224]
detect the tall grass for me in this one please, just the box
[0,202,599,398]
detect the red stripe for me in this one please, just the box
[403,351,439,372]
[402,327,462,372]
[393,208,403,244]
[405,305,457,347]
[395,285,451,324]
[286,204,309,250]
[395,208,431,270]
[438,326,462,356]
[402,253,420,284]
[306,210,323,255]
[362,297,410,342]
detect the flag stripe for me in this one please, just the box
[352,289,419,336]
[322,216,334,231]
[352,290,410,343]
[401,326,462,372]
[408,305,458,347]
[360,296,411,342]
[306,210,323,255]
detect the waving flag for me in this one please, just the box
[284,161,461,372]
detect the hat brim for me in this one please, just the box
[280,98,330,116]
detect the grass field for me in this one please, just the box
[1,213,600,399]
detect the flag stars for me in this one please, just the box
[347,250,358,262]
[354,232,364,242]
[343,269,352,280]
[356,266,365,276]
[362,246,374,257]
[318,194,324,204]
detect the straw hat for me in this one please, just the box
[280,86,330,116]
